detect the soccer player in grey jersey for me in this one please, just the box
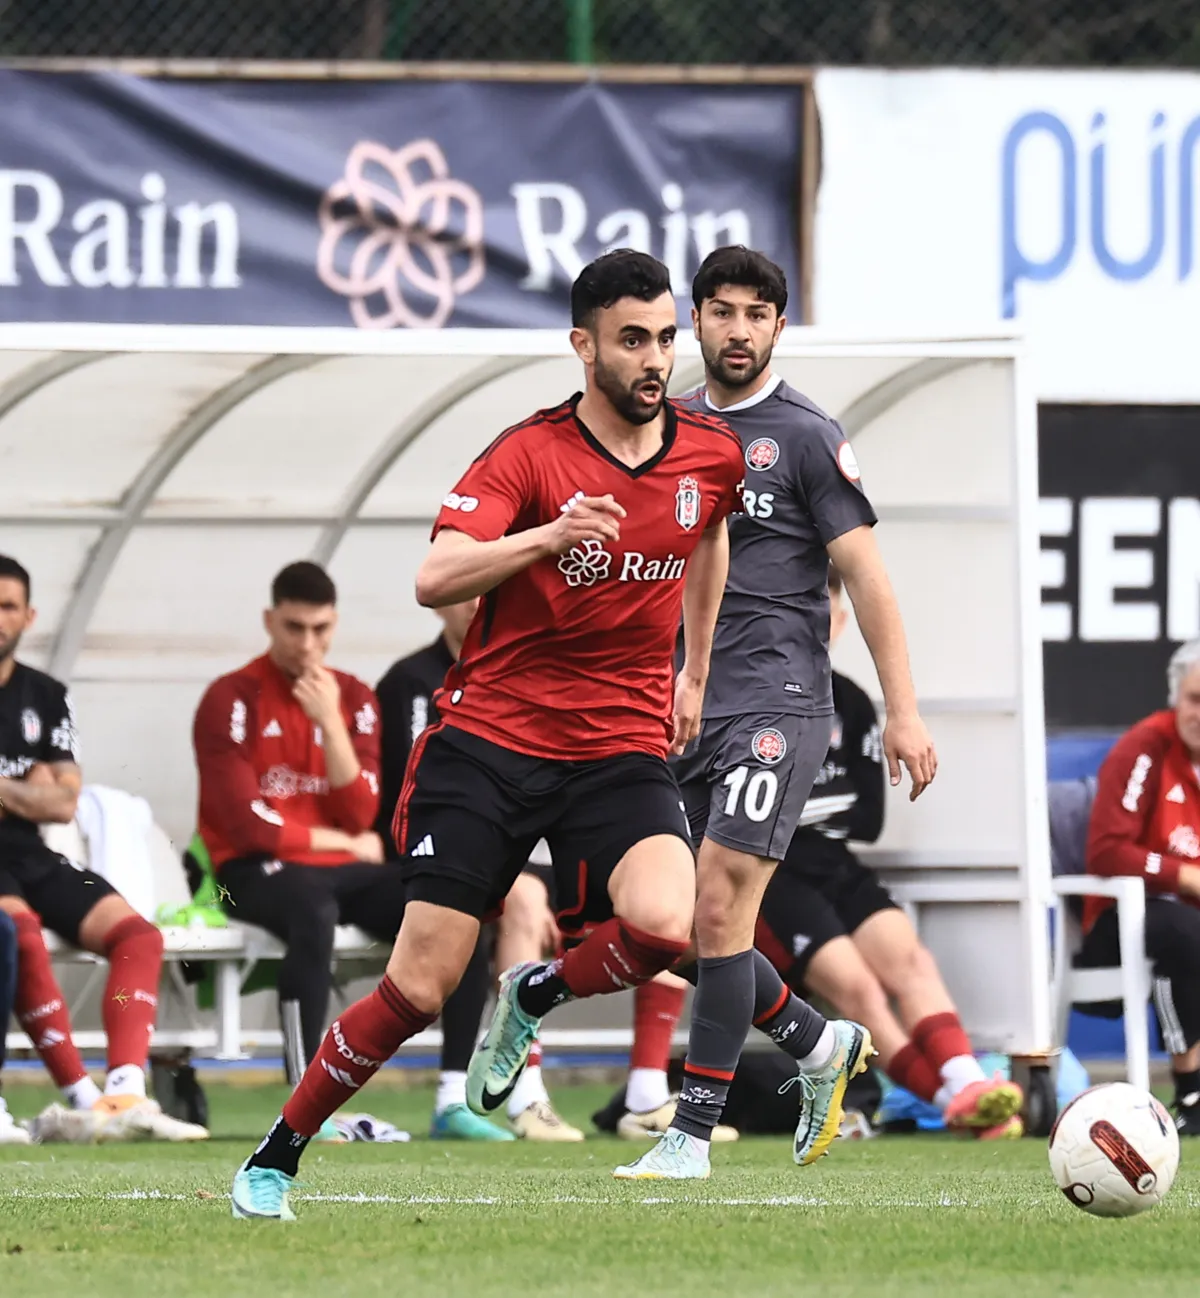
[616,247,937,1181]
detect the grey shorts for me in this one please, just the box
[671,712,833,861]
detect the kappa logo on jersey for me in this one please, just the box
[442,492,479,513]
[837,440,862,482]
[20,708,41,745]
[558,538,612,588]
[751,727,788,764]
[675,475,701,530]
[745,437,779,471]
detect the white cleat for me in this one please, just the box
[0,1098,32,1145]
[617,1099,739,1143]
[612,1128,711,1180]
[24,1102,99,1145]
[95,1097,209,1143]
[510,1100,585,1142]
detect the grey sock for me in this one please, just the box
[750,950,827,1060]
[673,950,756,1139]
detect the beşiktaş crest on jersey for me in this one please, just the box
[675,475,701,530]
[20,708,41,745]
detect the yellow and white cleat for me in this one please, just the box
[787,1020,875,1166]
[510,1100,585,1142]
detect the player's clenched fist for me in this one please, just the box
[544,494,626,555]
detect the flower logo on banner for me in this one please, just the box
[316,140,485,329]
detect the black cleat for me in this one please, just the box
[1174,1091,1200,1136]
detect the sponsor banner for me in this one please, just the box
[1040,404,1200,728]
[815,69,1200,402]
[0,71,801,329]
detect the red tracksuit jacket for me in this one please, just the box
[1084,710,1200,933]
[193,654,381,869]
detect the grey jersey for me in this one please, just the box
[679,377,877,718]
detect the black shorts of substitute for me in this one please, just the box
[0,840,117,945]
[754,854,900,986]
[672,712,833,860]
[1078,897,1200,1055]
[396,724,692,934]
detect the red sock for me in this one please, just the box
[11,910,89,1088]
[560,919,689,998]
[911,1012,974,1072]
[101,915,164,1071]
[887,1041,940,1103]
[283,977,434,1136]
[631,979,686,1071]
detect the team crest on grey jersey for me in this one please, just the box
[752,727,787,764]
[745,437,779,471]
[675,475,701,530]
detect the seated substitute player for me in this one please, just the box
[194,561,409,1099]
[1084,638,1200,1135]
[0,554,206,1142]
[619,247,937,1181]
[614,569,1020,1140]
[230,249,744,1219]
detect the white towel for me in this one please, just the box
[74,785,157,921]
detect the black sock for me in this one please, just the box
[672,950,756,1140]
[441,934,491,1071]
[246,1114,311,1177]
[1173,1069,1200,1106]
[515,960,574,1018]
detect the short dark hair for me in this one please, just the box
[0,555,31,603]
[827,564,843,596]
[692,245,788,314]
[271,561,336,608]
[570,249,673,328]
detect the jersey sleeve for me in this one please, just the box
[431,430,535,543]
[193,677,310,859]
[323,678,382,835]
[40,681,80,766]
[1086,727,1184,894]
[798,418,878,545]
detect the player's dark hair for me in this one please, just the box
[0,555,31,603]
[570,249,673,328]
[827,564,843,596]
[271,561,337,608]
[692,246,788,314]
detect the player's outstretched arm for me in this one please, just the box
[671,521,729,756]
[826,525,937,800]
[416,497,626,607]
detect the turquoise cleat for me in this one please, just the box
[466,961,542,1116]
[786,1020,875,1166]
[612,1129,711,1180]
[231,1161,296,1221]
[430,1103,516,1141]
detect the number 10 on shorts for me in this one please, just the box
[722,765,779,822]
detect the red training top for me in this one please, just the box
[430,394,744,761]
[193,654,381,868]
[1084,709,1200,932]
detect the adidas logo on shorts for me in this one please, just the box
[411,834,436,858]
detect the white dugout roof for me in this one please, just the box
[0,323,1051,1051]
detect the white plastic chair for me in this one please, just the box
[1051,874,1152,1094]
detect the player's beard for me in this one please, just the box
[593,354,668,426]
[701,335,773,390]
[0,628,21,664]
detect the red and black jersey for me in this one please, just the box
[1084,710,1200,931]
[432,394,744,761]
[193,655,381,869]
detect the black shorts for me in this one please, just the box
[397,724,692,933]
[754,854,898,984]
[0,840,117,945]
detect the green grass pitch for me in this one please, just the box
[1,1080,1196,1298]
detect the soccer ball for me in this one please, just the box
[1048,1082,1179,1217]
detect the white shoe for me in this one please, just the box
[25,1102,99,1145]
[95,1097,209,1143]
[0,1098,32,1145]
[510,1100,585,1142]
[617,1098,739,1143]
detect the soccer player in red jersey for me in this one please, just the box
[231,250,744,1219]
